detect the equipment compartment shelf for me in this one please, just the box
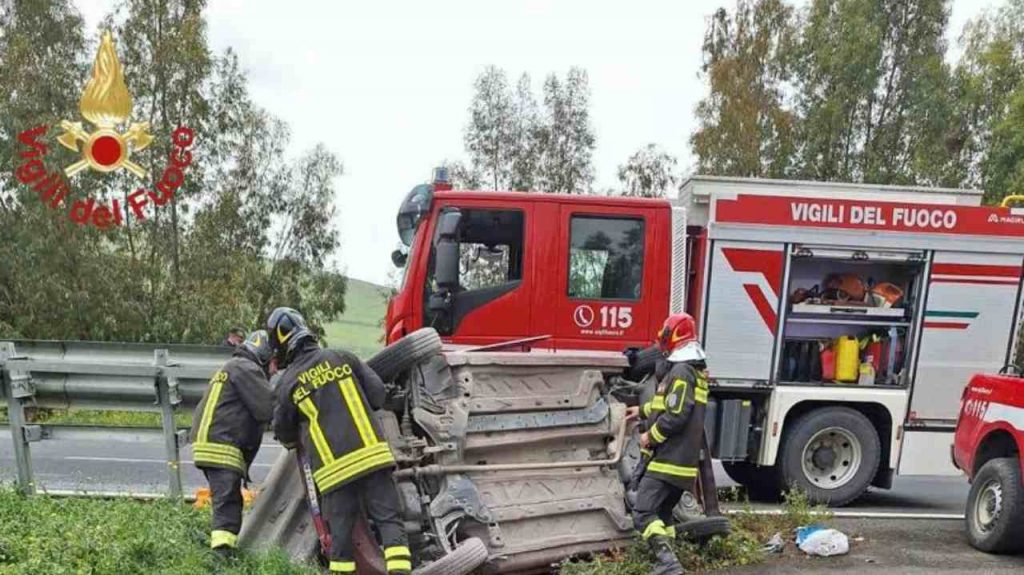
[790,302,907,318]
[786,317,912,328]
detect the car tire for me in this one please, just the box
[778,407,880,506]
[965,457,1024,554]
[674,516,732,545]
[626,344,662,381]
[722,461,782,502]
[413,537,488,575]
[367,328,442,383]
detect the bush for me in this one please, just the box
[0,489,316,575]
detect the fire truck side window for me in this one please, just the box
[568,216,644,300]
[451,209,524,292]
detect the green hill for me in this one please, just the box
[323,278,388,358]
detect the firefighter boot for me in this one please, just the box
[648,535,684,575]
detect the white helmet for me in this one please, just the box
[667,340,706,363]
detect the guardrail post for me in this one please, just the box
[154,349,183,500]
[1,342,35,495]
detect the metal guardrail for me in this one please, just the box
[0,339,233,498]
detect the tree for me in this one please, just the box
[950,0,1024,202]
[459,66,594,194]
[617,144,679,198]
[691,0,798,178]
[509,73,541,191]
[464,66,513,190]
[537,67,596,194]
[856,0,953,186]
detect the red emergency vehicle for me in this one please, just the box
[953,371,1024,553]
[386,171,1024,505]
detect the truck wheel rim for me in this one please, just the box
[974,480,1003,532]
[801,427,862,490]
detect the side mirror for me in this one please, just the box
[391,248,408,267]
[433,210,461,291]
[436,209,461,239]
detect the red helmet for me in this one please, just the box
[657,313,705,363]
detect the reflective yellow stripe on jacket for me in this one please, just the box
[298,397,335,465]
[642,394,667,418]
[197,372,226,443]
[313,443,394,492]
[194,372,244,471]
[338,376,378,445]
[296,375,394,492]
[193,441,245,471]
[648,461,698,478]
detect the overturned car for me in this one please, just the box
[240,329,726,574]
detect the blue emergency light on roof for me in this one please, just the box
[432,166,450,186]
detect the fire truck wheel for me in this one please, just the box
[413,537,488,575]
[368,328,442,383]
[721,462,782,501]
[779,407,880,506]
[966,457,1024,554]
[625,344,661,381]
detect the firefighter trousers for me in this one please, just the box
[203,467,244,549]
[321,469,411,574]
[632,475,693,541]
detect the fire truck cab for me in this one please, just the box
[386,173,1024,505]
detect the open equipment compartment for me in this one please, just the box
[776,245,926,387]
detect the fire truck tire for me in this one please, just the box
[721,462,782,501]
[368,328,442,383]
[965,457,1024,554]
[413,537,488,575]
[626,344,661,381]
[778,407,880,506]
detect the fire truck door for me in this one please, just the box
[701,240,786,381]
[911,252,1024,421]
[553,204,660,350]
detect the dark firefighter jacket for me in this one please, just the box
[272,343,394,495]
[190,348,274,474]
[645,361,709,488]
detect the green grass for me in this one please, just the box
[559,490,831,574]
[0,488,318,575]
[323,277,388,359]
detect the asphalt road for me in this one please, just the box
[728,517,1024,574]
[0,427,970,517]
[0,428,283,496]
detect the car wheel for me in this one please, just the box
[778,407,880,506]
[367,328,442,382]
[674,516,732,545]
[722,461,781,502]
[625,344,661,381]
[965,457,1024,554]
[413,537,488,575]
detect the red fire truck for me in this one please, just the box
[385,172,1024,505]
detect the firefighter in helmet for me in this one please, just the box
[190,329,275,555]
[633,313,709,575]
[268,307,411,575]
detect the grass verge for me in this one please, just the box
[559,490,832,574]
[0,407,192,429]
[0,488,317,575]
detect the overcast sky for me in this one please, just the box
[75,0,995,285]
